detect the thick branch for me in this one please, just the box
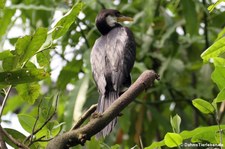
[46,70,159,149]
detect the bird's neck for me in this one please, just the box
[96,21,122,35]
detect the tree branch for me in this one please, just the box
[46,70,159,149]
[0,125,7,149]
[0,125,29,149]
[0,85,12,118]
[70,104,97,130]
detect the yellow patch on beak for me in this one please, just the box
[117,16,133,22]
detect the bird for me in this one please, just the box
[90,9,136,138]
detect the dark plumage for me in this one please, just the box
[90,9,136,138]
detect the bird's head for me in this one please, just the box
[95,9,133,35]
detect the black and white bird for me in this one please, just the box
[90,9,136,138]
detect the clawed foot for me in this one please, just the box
[91,112,103,119]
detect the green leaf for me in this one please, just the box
[164,133,183,147]
[0,68,49,85]
[57,59,82,89]
[216,26,225,41]
[51,2,83,39]
[36,120,61,139]
[146,125,225,149]
[180,125,225,144]
[3,95,24,115]
[0,50,13,60]
[170,114,181,133]
[208,0,225,13]
[211,66,225,90]
[3,128,26,148]
[64,76,87,130]
[40,96,54,120]
[192,98,215,114]
[16,82,40,104]
[0,0,6,9]
[212,57,225,67]
[214,88,225,103]
[16,27,48,64]
[0,9,16,40]
[36,50,50,67]
[181,0,198,36]
[2,56,17,71]
[191,130,223,144]
[201,37,225,62]
[111,144,120,149]
[15,35,32,56]
[18,114,61,144]
[145,140,165,149]
[73,75,89,122]
[86,137,101,149]
[18,114,36,133]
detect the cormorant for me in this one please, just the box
[90,9,136,138]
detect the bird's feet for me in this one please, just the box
[91,112,103,119]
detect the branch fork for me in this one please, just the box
[47,70,159,149]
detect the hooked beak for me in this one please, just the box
[117,16,133,22]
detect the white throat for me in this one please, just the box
[106,15,117,27]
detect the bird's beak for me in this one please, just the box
[117,16,133,22]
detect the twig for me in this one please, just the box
[215,110,223,149]
[70,104,97,130]
[77,20,90,48]
[0,125,29,149]
[154,0,161,17]
[0,85,12,118]
[24,94,59,146]
[219,102,225,123]
[97,0,106,9]
[139,136,143,149]
[46,70,159,149]
[77,18,92,31]
[53,49,70,63]
[202,0,209,50]
[0,125,7,149]
[24,98,43,144]
[32,137,53,143]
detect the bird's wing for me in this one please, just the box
[90,37,107,94]
[91,27,136,93]
[105,27,136,91]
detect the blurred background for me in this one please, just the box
[1,0,225,148]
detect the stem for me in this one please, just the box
[0,125,7,149]
[0,85,12,118]
[77,20,90,48]
[203,0,209,49]
[24,98,43,144]
[0,125,29,149]
[26,94,59,146]
[215,110,223,149]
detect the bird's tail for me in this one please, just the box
[96,91,119,138]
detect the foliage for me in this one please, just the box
[0,0,225,148]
